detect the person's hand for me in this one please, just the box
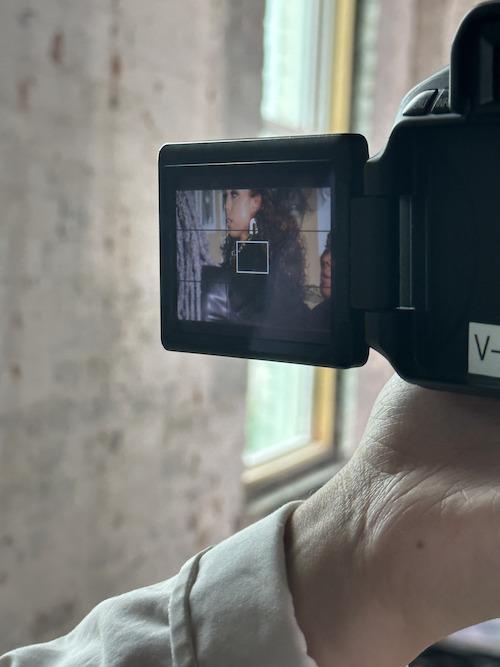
[285,374,500,667]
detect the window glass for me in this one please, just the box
[261,0,336,133]
[244,361,315,466]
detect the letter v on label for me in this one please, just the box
[475,334,490,361]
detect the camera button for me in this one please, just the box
[402,89,438,116]
[431,89,450,114]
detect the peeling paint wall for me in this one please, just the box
[0,0,264,651]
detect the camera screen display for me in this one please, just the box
[176,187,332,339]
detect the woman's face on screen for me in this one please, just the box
[224,189,262,240]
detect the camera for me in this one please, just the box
[159,1,500,395]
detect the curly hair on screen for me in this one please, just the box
[221,188,308,295]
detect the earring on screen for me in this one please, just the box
[249,218,259,236]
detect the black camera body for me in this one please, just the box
[159,1,500,395]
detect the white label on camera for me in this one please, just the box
[468,322,500,378]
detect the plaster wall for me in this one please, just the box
[0,0,264,651]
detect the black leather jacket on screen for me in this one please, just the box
[200,264,310,329]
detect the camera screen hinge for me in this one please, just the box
[350,196,399,311]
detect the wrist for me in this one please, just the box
[284,461,417,667]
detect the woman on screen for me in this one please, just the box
[201,188,309,328]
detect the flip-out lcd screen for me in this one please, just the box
[160,135,369,368]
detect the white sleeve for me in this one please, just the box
[0,501,318,667]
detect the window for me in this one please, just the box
[243,0,358,503]
[260,0,356,135]
[261,0,336,133]
[243,364,335,488]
